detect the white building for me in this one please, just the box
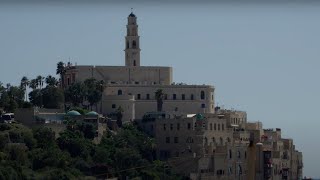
[63,12,214,121]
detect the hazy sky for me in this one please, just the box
[1,1,319,177]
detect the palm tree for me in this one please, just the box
[45,75,58,86]
[29,79,38,90]
[56,61,66,89]
[20,76,29,101]
[36,75,45,89]
[155,89,164,112]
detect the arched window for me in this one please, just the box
[191,94,194,100]
[220,137,223,145]
[132,40,136,48]
[227,137,231,143]
[201,91,205,100]
[118,89,122,95]
[212,137,216,143]
[133,60,136,66]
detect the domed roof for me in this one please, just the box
[66,110,81,116]
[195,113,204,120]
[129,12,136,17]
[86,111,99,116]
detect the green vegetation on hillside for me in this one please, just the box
[0,123,185,180]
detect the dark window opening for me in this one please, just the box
[201,91,205,100]
[166,137,170,143]
[146,94,150,100]
[132,40,136,48]
[112,104,116,108]
[133,60,136,66]
[177,123,180,130]
[174,137,179,143]
[137,94,141,100]
[182,94,185,100]
[173,94,177,100]
[188,123,191,130]
[191,94,194,100]
[201,104,205,108]
[118,89,122,95]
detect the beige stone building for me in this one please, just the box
[63,12,214,121]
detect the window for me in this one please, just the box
[227,137,231,143]
[170,124,173,130]
[201,91,205,100]
[67,78,70,85]
[222,124,224,131]
[218,124,220,131]
[166,137,170,143]
[173,94,177,100]
[188,123,191,130]
[237,151,241,159]
[164,94,168,100]
[182,94,185,100]
[228,167,232,175]
[177,123,180,130]
[118,89,122,95]
[212,137,216,143]
[150,125,153,131]
[245,151,247,159]
[133,60,136,66]
[174,137,179,143]
[210,123,212,130]
[214,123,217,130]
[220,137,223,145]
[229,149,232,159]
[201,104,205,108]
[212,94,214,100]
[132,40,136,48]
[191,94,194,100]
[163,124,166,130]
[126,41,129,48]
[112,104,116,108]
[146,94,150,100]
[137,94,141,99]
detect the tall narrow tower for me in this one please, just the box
[125,11,141,67]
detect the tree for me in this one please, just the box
[29,89,41,107]
[29,79,38,90]
[45,75,58,87]
[20,76,29,101]
[41,86,64,109]
[64,82,86,107]
[56,61,66,89]
[116,106,124,128]
[155,89,164,112]
[36,75,45,89]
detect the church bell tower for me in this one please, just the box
[125,11,141,67]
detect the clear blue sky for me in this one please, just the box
[1,1,319,178]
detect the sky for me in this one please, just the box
[0,1,320,177]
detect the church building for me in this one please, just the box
[63,12,214,121]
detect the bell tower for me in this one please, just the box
[125,10,141,67]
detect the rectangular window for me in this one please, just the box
[170,124,173,130]
[163,124,166,130]
[166,137,170,143]
[191,94,194,100]
[164,94,168,100]
[151,125,153,131]
[182,94,185,100]
[112,104,116,108]
[222,124,224,131]
[214,123,216,130]
[177,123,180,130]
[137,94,141,100]
[146,94,150,100]
[218,124,220,131]
[173,94,177,100]
[188,123,191,130]
[201,104,206,108]
[174,137,179,143]
[210,123,212,130]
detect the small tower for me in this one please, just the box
[125,10,141,67]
